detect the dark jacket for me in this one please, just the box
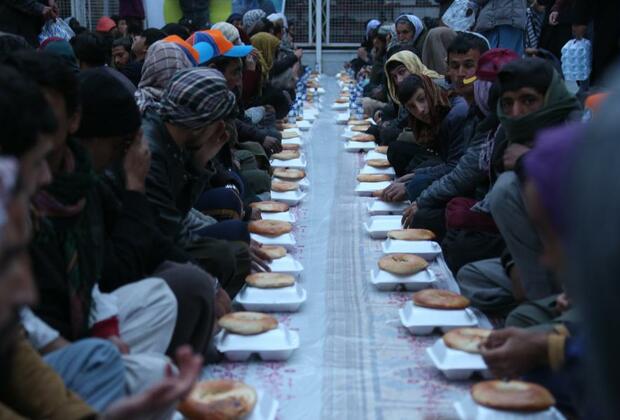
[473,0,528,32]
[143,111,211,241]
[0,0,46,46]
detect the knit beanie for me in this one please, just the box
[76,68,141,138]
[476,48,520,82]
[497,58,554,96]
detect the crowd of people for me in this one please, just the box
[0,0,618,418]
[346,1,619,418]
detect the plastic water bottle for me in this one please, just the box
[356,104,364,121]
[288,110,296,125]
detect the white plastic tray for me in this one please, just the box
[282,137,303,146]
[270,156,307,169]
[426,337,489,380]
[250,232,296,250]
[248,390,279,420]
[336,112,350,124]
[355,181,392,197]
[234,283,307,312]
[399,301,478,335]
[370,268,437,291]
[360,165,396,176]
[268,255,304,278]
[341,130,356,139]
[364,150,389,161]
[363,215,403,238]
[454,396,565,420]
[261,210,296,223]
[270,190,306,206]
[345,141,376,152]
[214,325,300,361]
[331,102,349,110]
[381,239,442,261]
[367,199,410,215]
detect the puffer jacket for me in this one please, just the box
[416,112,499,209]
[474,0,528,32]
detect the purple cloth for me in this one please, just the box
[523,122,586,236]
[119,0,145,19]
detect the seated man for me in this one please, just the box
[457,58,581,317]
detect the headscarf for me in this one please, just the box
[251,32,280,75]
[40,38,79,73]
[395,14,425,45]
[243,9,267,35]
[212,22,242,45]
[497,60,581,145]
[460,30,491,50]
[402,74,451,148]
[160,68,237,130]
[268,13,288,29]
[366,19,381,39]
[421,26,457,75]
[523,122,584,236]
[385,50,442,105]
[135,41,195,114]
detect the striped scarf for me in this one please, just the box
[525,7,544,49]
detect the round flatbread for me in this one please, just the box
[412,289,471,310]
[248,220,293,237]
[218,312,278,335]
[282,123,297,129]
[178,380,257,420]
[372,189,386,198]
[378,254,428,276]
[336,97,348,103]
[273,168,306,181]
[351,125,370,132]
[472,380,556,412]
[282,143,301,151]
[282,131,299,139]
[260,245,287,259]
[443,328,491,354]
[387,229,436,241]
[357,174,392,183]
[246,272,295,289]
[375,145,388,154]
[348,120,369,126]
[271,181,299,192]
[351,133,376,143]
[367,159,391,168]
[271,150,300,161]
[250,201,289,213]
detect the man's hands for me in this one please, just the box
[480,327,549,378]
[263,136,283,155]
[103,346,203,420]
[381,182,407,202]
[124,132,151,193]
[503,143,530,171]
[42,1,59,20]
[402,202,418,227]
[250,240,272,272]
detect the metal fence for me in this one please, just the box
[57,0,119,31]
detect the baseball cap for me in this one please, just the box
[162,35,199,66]
[186,30,253,63]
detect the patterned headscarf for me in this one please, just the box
[396,14,425,45]
[160,68,237,129]
[243,9,267,34]
[212,22,242,45]
[385,50,442,105]
[135,41,195,114]
[366,19,381,38]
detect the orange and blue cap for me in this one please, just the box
[162,35,199,66]
[186,30,253,64]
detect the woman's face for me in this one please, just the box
[405,87,430,123]
[396,22,414,43]
[389,64,411,86]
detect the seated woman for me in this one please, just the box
[394,14,428,55]
[381,73,468,201]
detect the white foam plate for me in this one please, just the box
[367,199,410,215]
[399,301,478,335]
[250,232,296,250]
[302,112,316,122]
[336,112,351,123]
[268,254,304,278]
[282,137,303,146]
[360,165,396,176]
[355,181,392,197]
[341,130,356,139]
[426,337,489,380]
[270,190,306,206]
[270,156,307,169]
[234,283,307,312]
[261,211,296,223]
[332,103,349,110]
[345,141,376,152]
[283,127,301,136]
[381,239,442,261]
[248,390,279,420]
[273,177,309,190]
[364,150,389,161]
[214,325,300,361]
[370,268,437,291]
[454,396,565,420]
[363,215,403,238]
